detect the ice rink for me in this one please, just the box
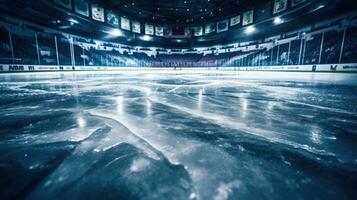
[0,71,356,200]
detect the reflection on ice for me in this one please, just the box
[116,96,124,115]
[130,158,151,172]
[214,180,241,200]
[197,88,204,111]
[77,114,86,128]
[311,126,321,144]
[0,72,356,200]
[146,99,152,117]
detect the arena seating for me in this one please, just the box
[1,22,356,67]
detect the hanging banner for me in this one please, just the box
[121,17,131,31]
[185,28,192,37]
[230,15,241,26]
[155,26,164,36]
[132,21,141,34]
[74,0,89,16]
[107,11,119,26]
[205,23,216,34]
[274,0,288,14]
[217,20,229,33]
[145,24,154,35]
[91,5,105,22]
[193,26,203,36]
[242,10,254,26]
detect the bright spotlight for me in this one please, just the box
[317,4,325,9]
[141,35,153,41]
[109,29,123,36]
[313,4,325,12]
[274,17,283,25]
[245,26,256,34]
[68,18,79,25]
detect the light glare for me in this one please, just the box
[274,17,283,25]
[245,26,256,34]
[141,35,153,41]
[109,29,123,36]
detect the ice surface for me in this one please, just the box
[0,71,356,200]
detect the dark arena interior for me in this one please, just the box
[1,0,357,200]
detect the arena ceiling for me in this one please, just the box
[96,0,270,25]
[0,0,354,48]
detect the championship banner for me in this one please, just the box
[165,27,173,36]
[274,0,288,14]
[75,0,89,16]
[217,20,229,33]
[155,26,164,36]
[53,0,72,10]
[121,17,131,31]
[145,24,154,35]
[132,21,141,34]
[242,10,254,26]
[230,15,241,26]
[205,23,215,34]
[193,26,203,36]
[91,5,105,22]
[185,28,192,37]
[291,0,305,7]
[107,11,119,26]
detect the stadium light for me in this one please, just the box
[313,4,325,12]
[317,4,325,9]
[274,17,283,25]
[245,26,256,34]
[141,35,153,41]
[68,18,79,26]
[109,29,123,36]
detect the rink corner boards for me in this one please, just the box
[1,64,357,73]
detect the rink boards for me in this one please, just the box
[0,63,357,73]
